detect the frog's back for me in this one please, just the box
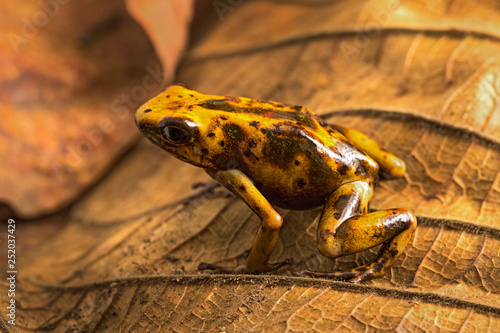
[198,98,378,210]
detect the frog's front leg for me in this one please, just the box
[294,181,416,283]
[198,169,292,274]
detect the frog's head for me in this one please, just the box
[135,84,213,167]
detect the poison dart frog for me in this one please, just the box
[135,85,417,283]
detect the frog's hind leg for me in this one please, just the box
[331,125,406,179]
[293,181,416,283]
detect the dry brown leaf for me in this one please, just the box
[9,276,500,332]
[126,0,194,83]
[0,0,193,219]
[3,0,500,331]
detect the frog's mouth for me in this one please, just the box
[136,124,177,156]
[135,117,146,132]
[135,120,163,145]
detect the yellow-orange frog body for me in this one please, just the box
[135,85,417,283]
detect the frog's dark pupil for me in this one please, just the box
[164,126,190,143]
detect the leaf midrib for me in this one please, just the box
[185,28,500,63]
[21,274,500,316]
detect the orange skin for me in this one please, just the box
[135,85,417,283]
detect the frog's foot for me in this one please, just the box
[198,258,294,274]
[294,207,417,284]
[309,181,417,283]
[198,262,247,274]
[292,258,388,284]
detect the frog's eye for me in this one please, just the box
[163,125,192,145]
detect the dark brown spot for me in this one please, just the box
[282,120,295,127]
[220,115,228,121]
[294,160,300,166]
[355,164,367,177]
[295,114,317,129]
[144,108,152,113]
[333,212,341,220]
[223,123,245,142]
[177,95,182,98]
[334,194,354,212]
[296,178,307,188]
[337,163,349,175]
[226,159,239,169]
[260,128,267,134]
[208,133,215,138]
[270,123,284,135]
[262,136,296,168]
[243,148,259,162]
[291,105,302,112]
[316,116,328,127]
[337,194,350,202]
[248,139,257,148]
[219,141,225,147]
[356,159,377,179]
[317,229,334,243]
[166,95,170,98]
[249,121,260,128]
[189,94,194,97]
[239,185,246,192]
[201,148,209,155]
[199,99,236,112]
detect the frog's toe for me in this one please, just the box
[198,258,293,275]
[346,266,386,283]
[292,269,357,281]
[292,264,385,283]
[198,262,246,274]
[265,258,294,272]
